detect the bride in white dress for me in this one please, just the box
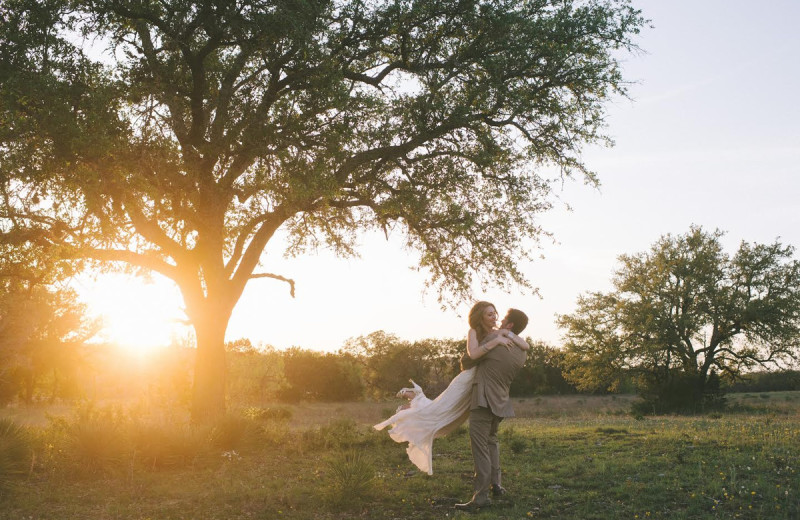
[374,301,528,475]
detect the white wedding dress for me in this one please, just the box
[374,367,476,475]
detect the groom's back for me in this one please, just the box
[470,342,527,418]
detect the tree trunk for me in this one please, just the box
[22,369,34,404]
[190,302,233,423]
[49,367,58,403]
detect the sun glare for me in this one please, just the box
[76,274,189,355]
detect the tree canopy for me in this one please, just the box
[0,0,645,420]
[559,227,800,411]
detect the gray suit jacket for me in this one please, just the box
[468,331,527,418]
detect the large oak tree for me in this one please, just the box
[559,227,800,409]
[0,0,644,420]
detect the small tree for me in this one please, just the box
[559,227,800,412]
[0,222,97,404]
[342,331,422,398]
[407,337,464,395]
[225,340,286,405]
[278,347,363,402]
[342,330,462,397]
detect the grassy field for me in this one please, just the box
[1,393,798,519]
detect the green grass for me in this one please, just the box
[0,393,798,519]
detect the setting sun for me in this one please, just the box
[75,274,191,354]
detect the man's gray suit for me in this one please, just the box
[467,331,527,504]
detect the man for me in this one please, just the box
[455,308,529,511]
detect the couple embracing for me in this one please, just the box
[374,301,530,511]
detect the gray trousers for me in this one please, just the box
[468,406,502,503]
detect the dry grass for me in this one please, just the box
[276,394,637,430]
[2,392,793,432]
[0,392,798,519]
[0,403,74,428]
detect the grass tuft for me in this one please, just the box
[502,425,528,454]
[47,405,130,476]
[321,449,376,509]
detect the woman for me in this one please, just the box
[374,301,527,475]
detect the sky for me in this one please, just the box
[76,0,800,354]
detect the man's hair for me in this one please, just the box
[505,308,528,335]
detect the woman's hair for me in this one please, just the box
[468,301,496,342]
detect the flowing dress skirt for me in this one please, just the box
[374,367,475,475]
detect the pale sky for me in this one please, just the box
[77,0,800,353]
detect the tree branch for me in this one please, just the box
[250,272,295,298]
[83,247,180,282]
[228,206,292,300]
[122,197,193,266]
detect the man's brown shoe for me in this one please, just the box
[491,485,508,497]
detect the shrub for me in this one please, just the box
[208,415,263,452]
[725,370,800,393]
[0,419,30,494]
[501,426,528,454]
[39,404,133,476]
[259,421,290,446]
[632,371,727,415]
[0,373,17,406]
[242,406,293,423]
[64,415,128,475]
[131,422,207,470]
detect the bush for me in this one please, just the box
[45,403,209,475]
[208,415,263,452]
[38,404,133,476]
[725,370,800,393]
[500,425,528,454]
[131,422,208,470]
[62,412,129,475]
[0,372,18,406]
[245,406,293,446]
[242,406,293,423]
[632,371,726,415]
[511,341,579,396]
[0,419,30,494]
